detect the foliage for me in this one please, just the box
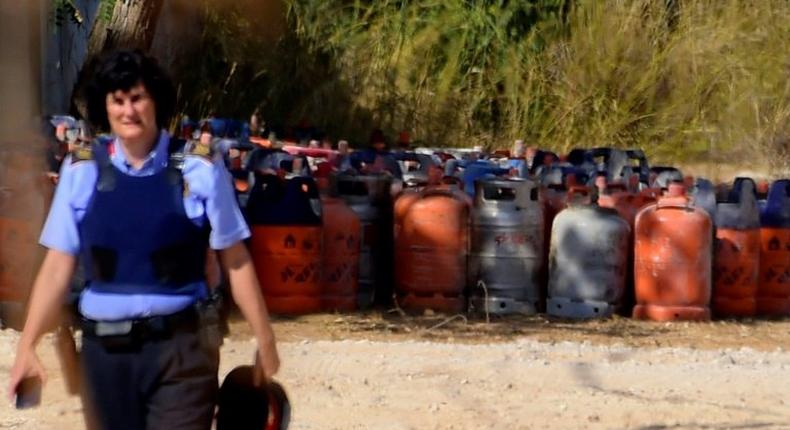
[174,1,275,121]
[51,0,84,26]
[50,0,116,27]
[275,0,789,172]
[283,0,572,146]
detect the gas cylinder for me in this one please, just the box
[537,165,587,308]
[756,179,790,316]
[394,187,469,313]
[709,178,761,318]
[394,189,421,234]
[633,183,713,321]
[468,178,544,315]
[547,187,630,318]
[248,175,323,315]
[332,174,394,308]
[320,197,360,311]
[0,147,51,328]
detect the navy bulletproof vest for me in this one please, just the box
[78,139,209,296]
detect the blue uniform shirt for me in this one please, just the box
[40,131,250,320]
[505,158,527,178]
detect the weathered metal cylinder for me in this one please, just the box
[757,179,790,317]
[468,178,544,315]
[394,187,469,313]
[248,175,323,315]
[332,174,393,308]
[320,197,361,312]
[0,147,51,328]
[633,184,713,321]
[547,189,630,319]
[710,178,761,318]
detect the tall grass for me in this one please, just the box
[540,0,790,172]
[281,0,790,173]
[177,0,790,174]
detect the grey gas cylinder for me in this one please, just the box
[547,201,630,319]
[468,178,544,315]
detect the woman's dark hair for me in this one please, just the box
[82,49,175,132]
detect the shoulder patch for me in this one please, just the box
[70,145,94,164]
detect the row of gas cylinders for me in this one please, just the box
[250,171,790,321]
[247,173,392,314]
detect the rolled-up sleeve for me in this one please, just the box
[39,157,85,255]
[184,156,250,250]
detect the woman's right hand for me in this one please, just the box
[253,337,280,387]
[7,347,47,402]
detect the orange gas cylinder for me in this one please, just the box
[633,183,713,321]
[756,180,790,316]
[248,175,323,315]
[394,187,469,313]
[708,178,760,318]
[394,189,421,231]
[0,147,51,327]
[320,197,360,311]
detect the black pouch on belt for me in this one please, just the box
[196,293,225,350]
[93,320,138,350]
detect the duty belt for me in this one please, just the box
[80,305,199,342]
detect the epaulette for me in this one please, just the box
[70,145,94,164]
[186,141,214,161]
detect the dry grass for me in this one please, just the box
[176,1,790,175]
[229,310,790,351]
[282,0,790,174]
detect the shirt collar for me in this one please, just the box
[111,131,169,174]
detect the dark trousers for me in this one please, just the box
[80,330,219,430]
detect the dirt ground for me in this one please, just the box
[2,312,790,429]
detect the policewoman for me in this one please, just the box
[8,50,280,429]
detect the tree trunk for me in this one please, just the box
[72,0,164,120]
[149,0,205,83]
[87,0,164,56]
